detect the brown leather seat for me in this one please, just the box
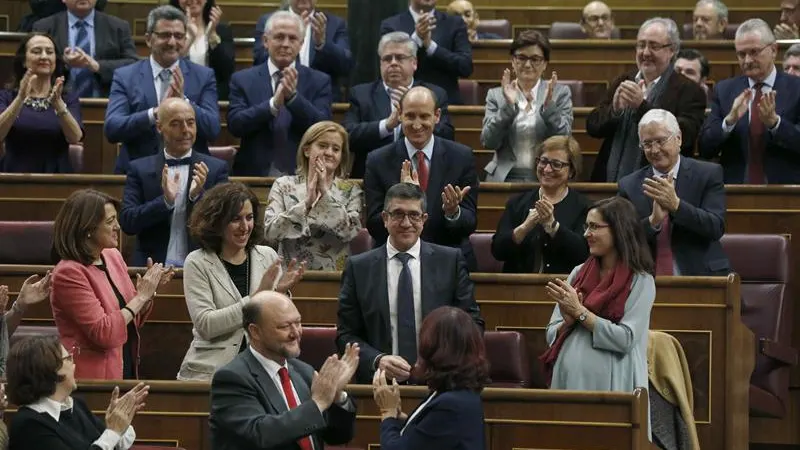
[469,233,503,273]
[476,19,511,39]
[720,234,798,418]
[458,79,480,105]
[299,326,338,371]
[9,325,60,349]
[208,146,238,168]
[0,221,55,265]
[484,331,531,388]
[349,228,374,256]
[69,144,84,173]
[547,22,621,39]
[681,23,739,39]
[559,80,585,107]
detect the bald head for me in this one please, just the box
[243,291,303,363]
[400,86,437,110]
[581,1,614,38]
[399,86,441,150]
[447,0,477,30]
[156,98,196,157]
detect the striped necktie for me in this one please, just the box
[71,20,95,97]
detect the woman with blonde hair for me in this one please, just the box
[264,121,364,271]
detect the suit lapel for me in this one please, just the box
[57,12,69,51]
[140,60,158,108]
[419,242,436,317]
[374,81,392,118]
[93,13,109,57]
[249,247,271,295]
[426,138,445,201]
[373,247,391,337]
[244,351,289,414]
[635,168,653,216]
[674,158,693,203]
[203,251,241,301]
[288,360,311,401]
[259,62,273,101]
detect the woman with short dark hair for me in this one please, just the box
[178,182,305,380]
[372,306,488,450]
[7,335,149,450]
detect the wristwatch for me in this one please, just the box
[578,310,588,322]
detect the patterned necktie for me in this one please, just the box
[71,20,94,97]
[158,69,172,103]
[748,83,766,184]
[414,151,429,192]
[388,88,402,142]
[277,367,313,450]
[655,174,674,276]
[394,252,417,367]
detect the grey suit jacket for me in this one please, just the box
[210,350,356,450]
[480,82,573,182]
[178,245,280,381]
[32,10,138,96]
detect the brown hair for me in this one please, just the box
[53,189,120,264]
[295,121,352,179]
[188,182,264,253]
[7,335,65,406]
[533,135,584,179]
[509,30,551,61]
[590,197,654,274]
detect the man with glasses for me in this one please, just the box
[690,0,728,40]
[619,109,729,276]
[587,17,706,182]
[344,32,454,179]
[580,1,616,39]
[700,19,800,183]
[336,182,483,383]
[105,5,220,174]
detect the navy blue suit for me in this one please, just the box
[618,157,731,276]
[120,151,229,267]
[227,63,332,176]
[380,11,473,105]
[380,390,486,450]
[699,71,800,184]
[344,79,455,179]
[104,59,221,174]
[364,138,478,270]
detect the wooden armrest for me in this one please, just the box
[759,338,799,365]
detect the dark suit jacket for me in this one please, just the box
[104,58,220,174]
[336,241,484,383]
[209,350,356,450]
[344,79,455,178]
[491,188,590,274]
[209,23,236,101]
[119,151,229,266]
[380,390,486,450]
[587,70,707,181]
[698,71,800,183]
[9,396,109,450]
[32,10,138,97]
[380,10,473,104]
[364,137,479,269]
[253,11,352,101]
[618,157,731,276]
[227,62,332,176]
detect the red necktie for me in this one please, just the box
[748,83,766,184]
[655,174,674,276]
[278,367,313,450]
[415,151,429,192]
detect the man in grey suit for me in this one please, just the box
[32,0,138,97]
[336,182,484,384]
[480,30,573,182]
[210,291,359,450]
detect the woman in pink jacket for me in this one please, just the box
[50,189,173,379]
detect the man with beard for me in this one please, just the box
[689,0,728,40]
[700,19,800,183]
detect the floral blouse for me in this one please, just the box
[264,175,364,271]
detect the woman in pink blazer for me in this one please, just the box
[50,189,173,380]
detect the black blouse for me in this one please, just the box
[95,257,136,379]
[491,188,591,274]
[221,256,249,352]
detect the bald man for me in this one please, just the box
[120,98,229,267]
[364,86,479,270]
[446,0,501,41]
[581,1,615,39]
[210,291,358,450]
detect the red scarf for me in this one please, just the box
[539,257,634,386]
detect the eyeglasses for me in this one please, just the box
[735,43,772,60]
[535,157,570,171]
[384,210,425,223]
[583,222,610,233]
[639,134,676,151]
[152,31,186,41]
[62,346,80,363]
[512,54,546,65]
[380,54,413,63]
[584,14,612,24]
[635,41,672,52]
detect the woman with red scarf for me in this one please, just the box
[540,196,655,397]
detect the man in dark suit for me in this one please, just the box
[210,291,359,450]
[32,0,137,98]
[699,19,800,184]
[120,98,229,267]
[380,0,473,104]
[364,86,479,269]
[587,17,707,181]
[619,109,730,276]
[252,0,352,101]
[337,182,484,384]
[344,31,454,179]
[104,5,220,174]
[228,10,332,176]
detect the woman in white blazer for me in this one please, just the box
[481,30,574,182]
[177,182,305,381]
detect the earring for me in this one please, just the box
[87,234,91,238]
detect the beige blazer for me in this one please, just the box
[177,245,280,381]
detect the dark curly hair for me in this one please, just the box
[416,306,489,393]
[7,32,70,92]
[169,0,217,26]
[188,182,264,253]
[7,335,66,406]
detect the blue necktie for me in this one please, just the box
[166,157,191,167]
[71,20,94,98]
[394,252,417,366]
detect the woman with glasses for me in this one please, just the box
[7,335,149,450]
[491,136,590,274]
[264,121,363,271]
[480,30,573,182]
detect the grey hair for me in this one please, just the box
[264,10,305,36]
[736,18,776,44]
[785,42,800,59]
[146,5,187,34]
[638,109,681,138]
[383,182,427,212]
[378,31,418,56]
[695,0,729,21]
[639,17,681,54]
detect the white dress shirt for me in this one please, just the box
[28,396,137,450]
[164,149,196,266]
[510,79,541,169]
[408,7,438,56]
[147,56,180,124]
[188,32,209,67]
[288,7,313,67]
[634,71,662,100]
[386,239,423,356]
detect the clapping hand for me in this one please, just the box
[311,355,347,411]
[48,77,66,112]
[643,175,679,213]
[335,343,360,393]
[617,80,645,109]
[542,71,558,108]
[414,11,437,47]
[774,22,799,39]
[305,155,323,210]
[309,11,327,48]
[146,257,175,286]
[16,69,35,100]
[373,368,403,419]
[105,386,138,434]
[275,259,306,294]
[135,261,165,300]
[441,184,471,217]
[534,199,554,226]
[161,165,181,206]
[757,90,779,129]
[189,162,209,199]
[545,278,583,319]
[17,271,53,309]
[501,68,517,105]
[400,160,420,186]
[724,88,753,126]
[165,67,184,99]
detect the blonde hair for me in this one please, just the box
[533,135,583,179]
[295,121,352,178]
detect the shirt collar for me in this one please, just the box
[517,78,541,97]
[382,78,415,93]
[749,65,777,88]
[634,71,662,88]
[164,149,193,160]
[386,237,422,261]
[652,155,681,180]
[149,55,179,79]
[68,9,95,28]
[404,135,435,159]
[267,58,296,79]
[27,396,74,422]
[249,346,287,379]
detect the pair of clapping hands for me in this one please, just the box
[399,161,470,217]
[310,343,360,411]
